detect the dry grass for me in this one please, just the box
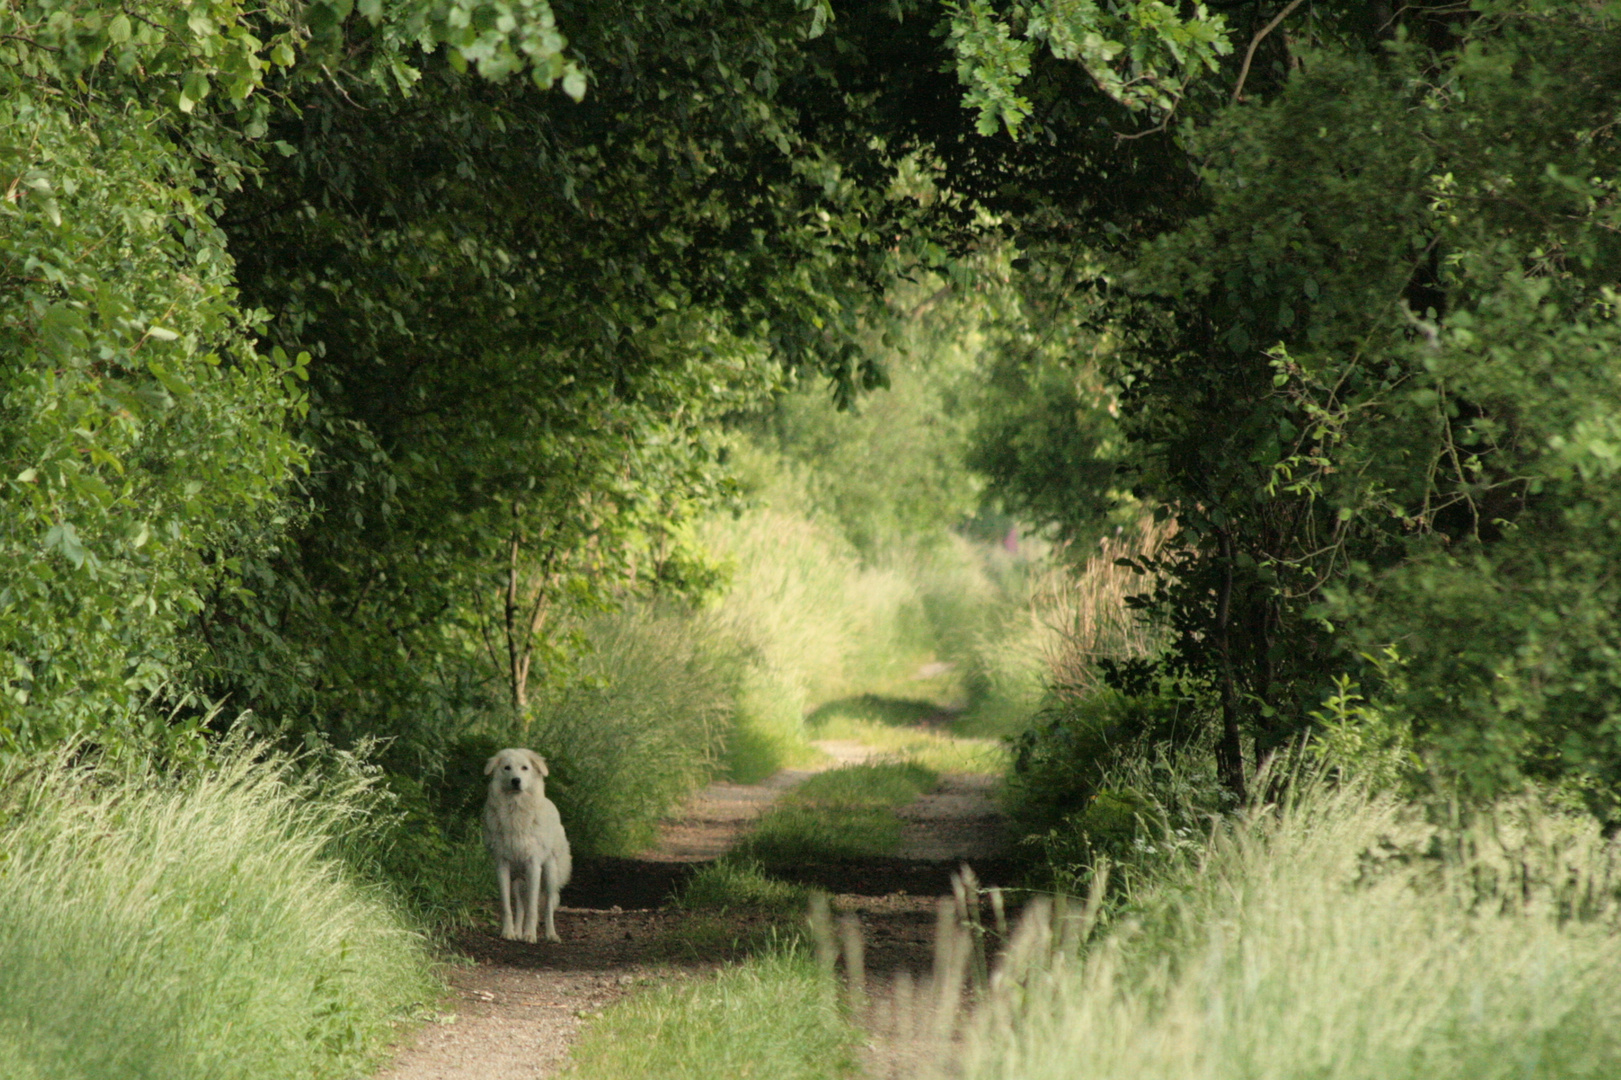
[1029,517,1175,694]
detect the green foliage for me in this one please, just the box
[0,3,307,756]
[1006,688,1210,835]
[0,741,434,1080]
[195,0,941,767]
[946,0,1231,133]
[1108,12,1621,804]
[0,0,675,759]
[946,0,1036,136]
[966,345,1123,551]
[747,350,985,563]
[938,2,1621,810]
[567,946,858,1080]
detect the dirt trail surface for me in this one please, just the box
[377,740,1013,1080]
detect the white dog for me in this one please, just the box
[482,748,572,943]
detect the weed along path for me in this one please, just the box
[378,714,1017,1080]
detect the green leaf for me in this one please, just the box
[179,71,211,114]
[39,305,89,364]
[562,64,586,102]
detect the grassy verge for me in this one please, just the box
[734,762,938,866]
[0,744,434,1080]
[957,779,1621,1080]
[567,946,859,1080]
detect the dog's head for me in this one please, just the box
[484,747,549,796]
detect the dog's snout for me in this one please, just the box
[509,776,523,791]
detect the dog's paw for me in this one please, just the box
[545,932,561,944]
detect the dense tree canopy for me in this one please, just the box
[950,0,1621,809]
[6,0,1621,820]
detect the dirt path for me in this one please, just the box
[378,737,1012,1080]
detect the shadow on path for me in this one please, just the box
[806,693,961,729]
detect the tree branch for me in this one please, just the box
[1232,0,1308,104]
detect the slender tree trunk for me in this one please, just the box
[502,504,559,717]
[505,528,527,711]
[1254,595,1276,774]
[1215,529,1248,803]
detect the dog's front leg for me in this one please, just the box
[521,855,542,943]
[496,860,518,940]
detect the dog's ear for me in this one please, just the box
[483,753,502,776]
[527,750,549,777]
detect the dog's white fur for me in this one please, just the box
[482,747,572,943]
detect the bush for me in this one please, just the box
[1006,688,1211,833]
[0,742,433,1080]
[1005,688,1227,891]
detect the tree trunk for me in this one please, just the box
[1215,529,1248,803]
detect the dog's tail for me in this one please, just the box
[555,841,573,890]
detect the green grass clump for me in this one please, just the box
[791,760,939,805]
[959,779,1621,1080]
[663,863,814,959]
[735,762,937,864]
[568,947,858,1080]
[0,744,434,1080]
[676,860,813,914]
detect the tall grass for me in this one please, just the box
[525,605,733,855]
[0,743,433,1080]
[567,946,858,1080]
[1029,516,1174,695]
[700,507,920,778]
[947,779,1621,1080]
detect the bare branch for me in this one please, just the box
[1232,0,1308,105]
